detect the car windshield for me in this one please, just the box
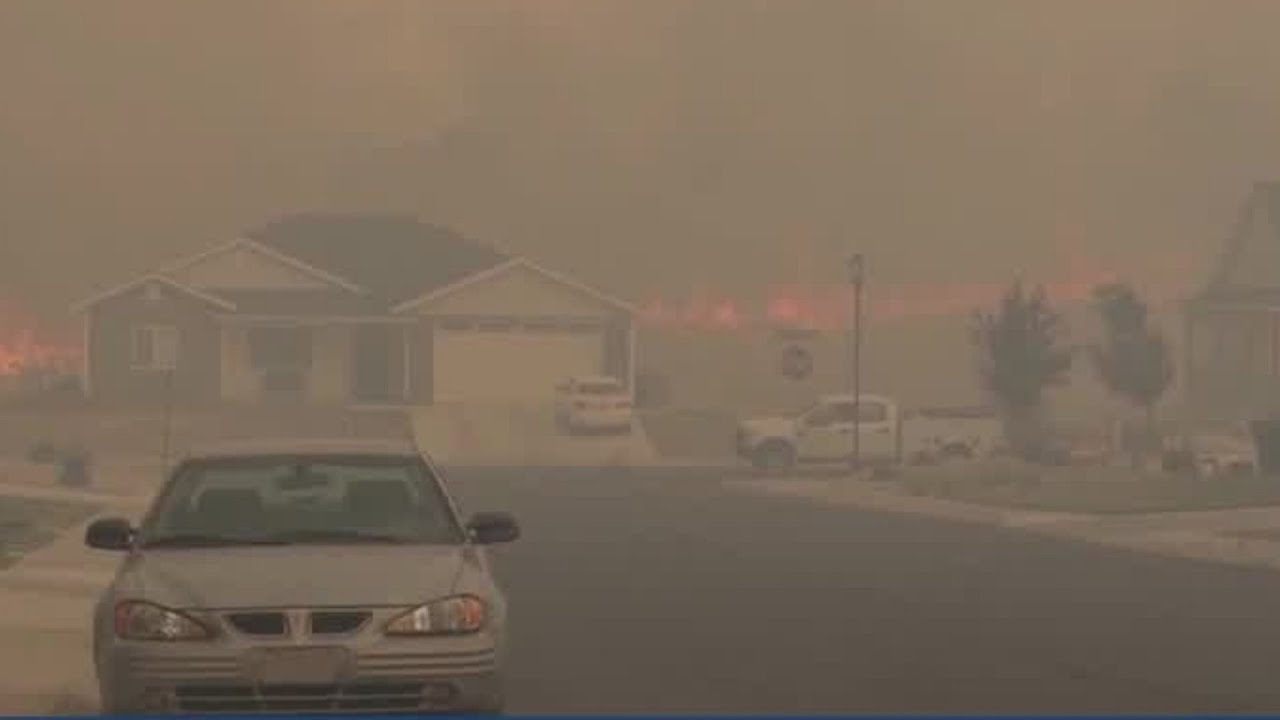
[136,455,466,548]
[578,381,622,394]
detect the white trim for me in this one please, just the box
[401,326,412,402]
[239,237,367,294]
[70,274,238,314]
[80,311,91,398]
[628,321,637,392]
[214,315,416,326]
[159,237,368,294]
[391,257,634,315]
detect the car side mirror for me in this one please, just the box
[85,517,134,551]
[466,512,520,545]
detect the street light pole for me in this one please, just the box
[847,253,865,474]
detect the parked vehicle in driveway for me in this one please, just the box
[735,394,1002,472]
[85,438,519,715]
[554,375,633,434]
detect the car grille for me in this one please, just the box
[310,611,371,635]
[174,681,434,713]
[224,611,373,638]
[225,612,288,637]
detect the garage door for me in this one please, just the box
[433,321,605,403]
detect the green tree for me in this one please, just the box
[1090,282,1174,466]
[971,281,1073,458]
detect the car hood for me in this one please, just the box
[113,544,482,608]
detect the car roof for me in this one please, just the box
[179,437,424,462]
[570,375,622,384]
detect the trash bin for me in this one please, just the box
[1249,419,1280,475]
[57,450,91,488]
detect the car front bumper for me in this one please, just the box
[98,637,504,714]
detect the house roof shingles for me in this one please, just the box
[247,214,510,306]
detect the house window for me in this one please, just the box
[247,326,312,369]
[131,325,179,371]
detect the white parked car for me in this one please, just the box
[554,376,634,434]
[735,394,902,472]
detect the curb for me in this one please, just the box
[0,567,114,594]
[730,478,1280,574]
[0,482,151,509]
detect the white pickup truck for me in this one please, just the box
[734,394,1002,472]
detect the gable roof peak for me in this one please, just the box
[245,212,511,304]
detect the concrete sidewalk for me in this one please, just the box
[0,516,112,714]
[730,477,1280,573]
[0,466,159,713]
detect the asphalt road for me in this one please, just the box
[442,466,1280,714]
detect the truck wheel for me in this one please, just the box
[752,441,796,473]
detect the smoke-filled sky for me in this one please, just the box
[3,0,1280,331]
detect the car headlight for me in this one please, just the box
[384,595,487,636]
[113,601,215,641]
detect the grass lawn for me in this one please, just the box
[0,495,101,568]
[898,460,1280,515]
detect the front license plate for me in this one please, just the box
[250,647,350,684]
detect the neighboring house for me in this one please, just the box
[73,214,634,408]
[1185,181,1280,421]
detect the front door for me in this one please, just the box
[351,326,395,403]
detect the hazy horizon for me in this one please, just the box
[3,0,1279,346]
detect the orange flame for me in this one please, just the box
[0,330,80,377]
[0,301,82,378]
[638,252,1195,333]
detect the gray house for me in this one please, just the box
[1185,182,1280,421]
[73,214,635,408]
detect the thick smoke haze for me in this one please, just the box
[3,0,1280,330]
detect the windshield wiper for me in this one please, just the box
[141,534,290,548]
[266,529,412,545]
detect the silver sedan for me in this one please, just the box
[85,439,519,715]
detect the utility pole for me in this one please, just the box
[160,368,174,477]
[156,332,179,478]
[848,253,865,474]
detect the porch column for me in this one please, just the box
[1183,307,1195,410]
[311,324,348,403]
[1272,312,1280,378]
